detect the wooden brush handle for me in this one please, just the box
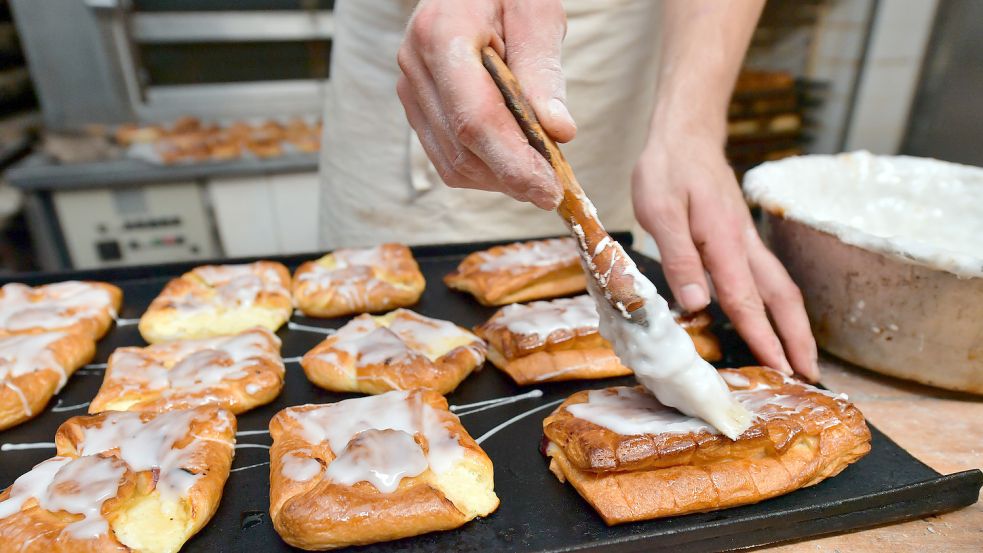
[480,46,644,314]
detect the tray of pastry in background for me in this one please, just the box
[1,233,980,553]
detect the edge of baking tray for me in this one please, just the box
[0,232,633,284]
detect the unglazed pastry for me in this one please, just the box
[0,281,122,340]
[542,366,871,525]
[300,309,486,395]
[139,261,292,343]
[269,390,499,550]
[292,243,425,318]
[444,237,586,305]
[0,406,236,553]
[0,331,95,431]
[89,327,285,414]
[475,295,722,385]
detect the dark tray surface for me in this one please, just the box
[1,236,980,553]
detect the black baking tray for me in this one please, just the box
[1,234,980,552]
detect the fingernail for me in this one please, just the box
[679,284,710,311]
[548,98,575,129]
[776,356,794,376]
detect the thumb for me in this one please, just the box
[502,0,576,143]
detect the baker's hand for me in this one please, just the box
[397,0,574,209]
[632,134,820,381]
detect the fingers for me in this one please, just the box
[632,180,710,312]
[696,214,794,377]
[396,0,565,210]
[747,230,820,381]
[502,0,576,142]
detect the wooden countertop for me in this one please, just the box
[764,355,983,552]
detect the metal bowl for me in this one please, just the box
[746,153,983,394]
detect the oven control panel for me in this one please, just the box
[51,182,220,269]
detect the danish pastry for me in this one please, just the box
[269,390,499,550]
[444,237,586,305]
[300,309,485,395]
[89,327,285,415]
[292,243,425,318]
[475,295,721,385]
[0,281,122,340]
[542,366,871,525]
[0,331,96,431]
[138,261,292,343]
[0,406,235,553]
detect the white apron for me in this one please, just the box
[318,0,661,248]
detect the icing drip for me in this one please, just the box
[0,332,69,395]
[286,390,464,492]
[280,450,322,482]
[491,295,598,340]
[107,329,281,397]
[0,455,126,539]
[75,409,233,500]
[0,281,115,331]
[477,237,579,272]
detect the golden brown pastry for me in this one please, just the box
[138,261,292,343]
[269,390,499,550]
[444,237,586,305]
[0,406,236,553]
[543,366,871,525]
[0,331,95,431]
[475,295,721,385]
[292,243,426,318]
[0,281,122,340]
[300,309,485,395]
[89,327,284,415]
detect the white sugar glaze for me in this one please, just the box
[280,450,322,482]
[744,151,983,278]
[286,391,464,493]
[477,237,579,272]
[0,332,71,417]
[108,329,281,394]
[0,281,115,331]
[492,295,598,340]
[187,263,288,309]
[581,246,751,440]
[322,310,478,367]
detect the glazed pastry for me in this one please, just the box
[444,237,586,305]
[138,261,292,343]
[300,309,485,395]
[269,390,499,550]
[0,406,235,553]
[475,295,721,385]
[0,332,95,431]
[292,244,425,318]
[0,281,122,340]
[89,327,284,415]
[542,366,872,525]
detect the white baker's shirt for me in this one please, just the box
[318,0,661,248]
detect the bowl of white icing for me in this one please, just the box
[744,151,983,393]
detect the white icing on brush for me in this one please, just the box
[477,237,579,272]
[286,390,464,492]
[491,295,598,340]
[0,333,70,417]
[0,281,115,331]
[744,151,983,278]
[106,328,281,399]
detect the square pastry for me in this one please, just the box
[89,327,285,414]
[0,281,122,340]
[301,308,486,395]
[0,331,96,431]
[292,243,426,318]
[542,366,872,525]
[0,406,235,553]
[269,390,499,550]
[444,237,586,305]
[138,261,292,343]
[475,295,721,385]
